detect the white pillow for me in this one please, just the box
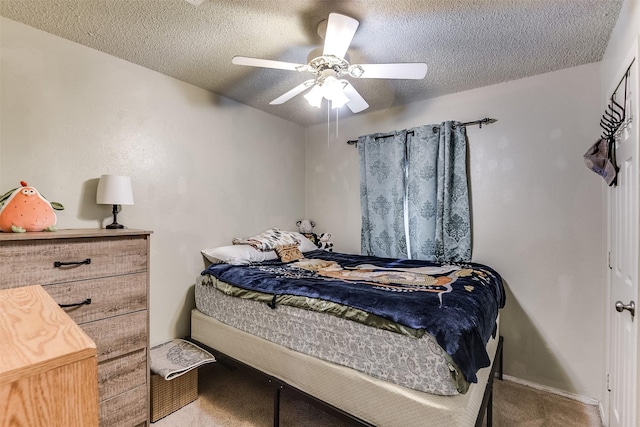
[202,245,278,265]
[290,231,320,252]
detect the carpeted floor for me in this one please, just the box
[152,363,602,427]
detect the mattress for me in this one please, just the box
[201,250,505,387]
[196,274,470,395]
[191,307,500,427]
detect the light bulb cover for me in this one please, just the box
[330,88,350,108]
[304,84,324,108]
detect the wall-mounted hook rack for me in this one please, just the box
[600,59,634,140]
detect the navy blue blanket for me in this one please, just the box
[203,250,505,383]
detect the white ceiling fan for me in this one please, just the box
[232,13,428,113]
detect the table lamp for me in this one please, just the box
[96,175,134,229]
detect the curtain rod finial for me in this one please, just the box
[479,118,497,128]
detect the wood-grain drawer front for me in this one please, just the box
[45,273,147,324]
[83,311,147,363]
[100,384,147,427]
[99,349,147,402]
[0,236,147,288]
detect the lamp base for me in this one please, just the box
[106,222,125,229]
[106,204,126,229]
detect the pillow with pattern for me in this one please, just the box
[275,243,304,263]
[232,228,301,251]
[202,245,278,265]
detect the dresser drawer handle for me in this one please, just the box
[58,298,92,308]
[53,258,91,268]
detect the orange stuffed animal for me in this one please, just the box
[0,181,64,232]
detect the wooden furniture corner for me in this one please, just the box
[0,285,99,426]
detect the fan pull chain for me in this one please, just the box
[327,101,331,147]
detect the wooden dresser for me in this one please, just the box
[0,229,152,427]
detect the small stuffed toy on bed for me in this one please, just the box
[296,219,319,246]
[318,233,333,251]
[0,181,64,232]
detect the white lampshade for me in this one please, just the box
[303,84,324,108]
[327,87,350,109]
[96,175,134,205]
[304,77,350,109]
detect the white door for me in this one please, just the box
[609,40,639,427]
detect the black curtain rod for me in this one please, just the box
[346,117,497,145]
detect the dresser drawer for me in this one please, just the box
[100,384,148,427]
[45,273,147,324]
[99,349,147,401]
[0,236,147,288]
[82,311,148,363]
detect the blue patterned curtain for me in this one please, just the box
[358,131,408,258]
[359,121,471,262]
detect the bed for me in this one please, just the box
[190,235,505,427]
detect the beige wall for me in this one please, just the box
[0,18,307,346]
[305,63,605,401]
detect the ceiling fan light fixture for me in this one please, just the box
[304,84,324,108]
[303,76,350,109]
[323,77,349,108]
[329,90,349,108]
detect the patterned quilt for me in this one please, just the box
[202,250,505,383]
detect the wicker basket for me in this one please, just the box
[150,368,198,422]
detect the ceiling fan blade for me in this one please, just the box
[270,80,315,105]
[342,82,369,113]
[232,56,305,72]
[323,13,359,59]
[354,63,428,79]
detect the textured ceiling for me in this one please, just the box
[0,0,623,126]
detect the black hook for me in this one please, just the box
[604,109,621,124]
[607,103,622,121]
[600,117,614,130]
[600,118,616,139]
[611,97,626,121]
